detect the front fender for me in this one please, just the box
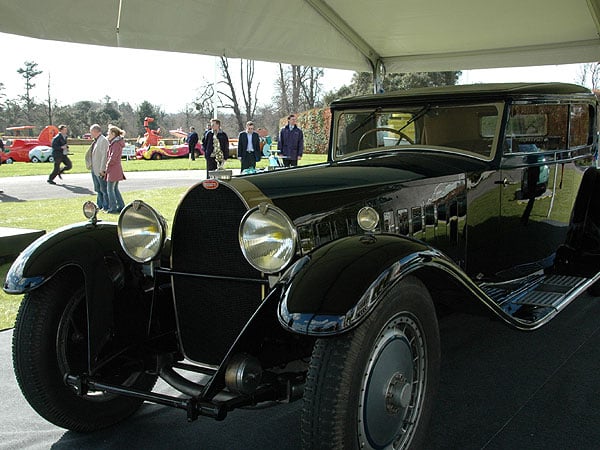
[4,221,121,294]
[278,234,449,336]
[4,221,130,371]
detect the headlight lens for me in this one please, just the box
[239,203,297,273]
[118,200,167,263]
[82,201,98,220]
[357,206,379,232]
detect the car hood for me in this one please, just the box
[241,149,489,220]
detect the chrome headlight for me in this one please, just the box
[239,203,297,273]
[118,200,167,263]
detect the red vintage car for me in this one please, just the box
[135,143,201,160]
[1,125,59,163]
[135,128,203,160]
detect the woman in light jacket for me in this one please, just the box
[103,126,126,214]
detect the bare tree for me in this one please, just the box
[217,56,260,132]
[46,73,53,125]
[193,82,216,123]
[577,62,600,91]
[274,64,324,115]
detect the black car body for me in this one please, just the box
[5,83,600,449]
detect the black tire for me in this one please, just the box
[301,276,440,449]
[151,152,162,160]
[48,156,55,163]
[31,156,40,163]
[12,270,157,432]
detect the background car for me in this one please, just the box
[28,145,54,163]
[135,143,200,160]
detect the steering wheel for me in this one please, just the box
[357,127,414,150]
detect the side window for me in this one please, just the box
[569,104,591,148]
[398,209,409,235]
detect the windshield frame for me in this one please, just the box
[330,101,507,163]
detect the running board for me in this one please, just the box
[479,273,596,327]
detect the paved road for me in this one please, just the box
[0,170,241,203]
[1,292,599,449]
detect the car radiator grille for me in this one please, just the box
[170,182,263,365]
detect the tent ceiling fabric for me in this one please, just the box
[0,0,598,73]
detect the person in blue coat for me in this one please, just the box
[277,114,304,167]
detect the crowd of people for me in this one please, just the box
[36,113,304,210]
[46,123,128,214]
[191,114,304,177]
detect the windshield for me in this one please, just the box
[333,102,503,160]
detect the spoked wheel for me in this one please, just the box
[301,276,440,449]
[12,270,157,432]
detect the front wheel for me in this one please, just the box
[12,270,157,432]
[301,276,440,449]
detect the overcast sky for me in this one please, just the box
[0,32,589,114]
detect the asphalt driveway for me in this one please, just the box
[0,169,240,202]
[1,292,598,449]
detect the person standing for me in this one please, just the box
[85,124,109,211]
[104,126,126,214]
[187,126,199,161]
[0,137,3,194]
[238,121,261,172]
[201,119,229,178]
[277,114,304,167]
[48,124,73,184]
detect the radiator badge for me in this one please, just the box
[202,179,220,190]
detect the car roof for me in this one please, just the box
[330,82,595,109]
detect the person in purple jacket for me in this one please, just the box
[277,114,304,167]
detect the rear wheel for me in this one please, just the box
[12,271,157,432]
[31,156,41,163]
[301,276,440,449]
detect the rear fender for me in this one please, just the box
[277,234,451,336]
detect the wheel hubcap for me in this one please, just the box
[385,372,412,412]
[358,313,426,449]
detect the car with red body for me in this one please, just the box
[1,125,59,163]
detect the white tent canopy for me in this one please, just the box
[0,0,598,74]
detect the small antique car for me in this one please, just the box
[28,145,54,163]
[4,83,600,449]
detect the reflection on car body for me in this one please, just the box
[4,83,600,449]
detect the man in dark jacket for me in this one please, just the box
[187,126,199,161]
[48,124,72,184]
[201,119,229,178]
[277,114,304,167]
[238,121,261,172]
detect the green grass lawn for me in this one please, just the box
[0,145,328,178]
[0,150,327,330]
[0,186,189,330]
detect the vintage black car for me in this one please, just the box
[4,83,600,449]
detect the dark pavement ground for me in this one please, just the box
[0,169,241,202]
[1,292,599,449]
